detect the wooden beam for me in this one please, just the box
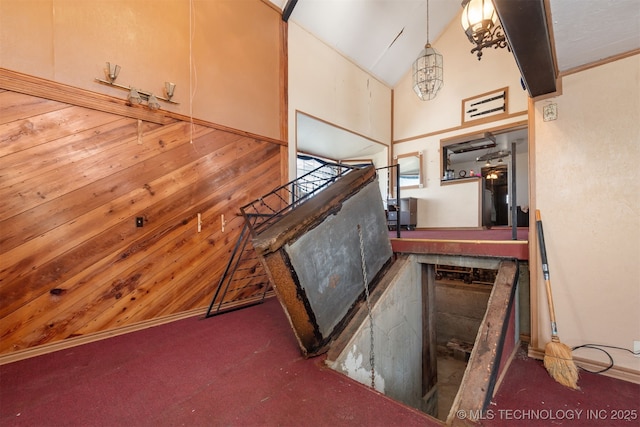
[494,0,557,98]
[421,263,438,417]
[282,0,298,22]
[448,260,519,426]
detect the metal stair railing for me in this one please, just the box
[240,162,359,235]
[204,219,271,317]
[205,162,361,317]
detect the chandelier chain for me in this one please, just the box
[426,0,430,43]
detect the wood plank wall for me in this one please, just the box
[0,76,284,356]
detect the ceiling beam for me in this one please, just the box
[282,0,298,22]
[494,0,557,98]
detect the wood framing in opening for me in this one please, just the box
[422,263,438,416]
[448,260,519,425]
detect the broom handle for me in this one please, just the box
[536,210,559,339]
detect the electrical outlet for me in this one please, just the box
[634,341,640,358]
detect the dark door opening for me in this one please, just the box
[482,165,508,227]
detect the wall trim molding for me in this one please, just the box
[0,68,286,147]
[0,294,275,366]
[558,49,640,78]
[528,347,640,385]
[393,112,527,145]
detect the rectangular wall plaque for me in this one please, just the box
[462,87,509,125]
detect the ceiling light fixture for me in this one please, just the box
[412,0,443,101]
[460,0,508,60]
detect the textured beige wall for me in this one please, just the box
[392,10,527,142]
[391,8,527,228]
[533,54,640,372]
[0,0,281,139]
[288,21,392,181]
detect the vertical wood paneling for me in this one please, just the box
[0,89,282,355]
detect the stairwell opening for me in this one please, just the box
[325,256,519,424]
[433,264,496,420]
[235,164,521,425]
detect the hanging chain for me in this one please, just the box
[357,224,375,389]
[426,0,431,44]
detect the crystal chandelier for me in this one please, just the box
[412,0,443,101]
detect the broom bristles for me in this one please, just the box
[543,340,579,389]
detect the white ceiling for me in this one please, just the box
[549,0,640,72]
[282,0,460,87]
[271,0,640,160]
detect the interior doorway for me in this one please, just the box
[441,126,529,230]
[482,164,509,227]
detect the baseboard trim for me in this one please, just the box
[528,347,640,385]
[1,294,275,366]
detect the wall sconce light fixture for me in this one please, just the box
[165,82,176,101]
[461,0,508,60]
[106,62,121,83]
[96,62,178,109]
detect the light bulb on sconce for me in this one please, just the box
[128,87,142,104]
[106,62,121,83]
[165,82,176,101]
[147,94,161,110]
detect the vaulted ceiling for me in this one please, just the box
[271,0,639,160]
[274,0,639,88]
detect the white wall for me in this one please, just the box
[532,54,640,372]
[392,9,528,228]
[288,22,392,181]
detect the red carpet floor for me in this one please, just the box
[2,298,638,426]
[0,298,438,427]
[482,349,640,426]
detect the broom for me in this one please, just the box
[535,209,579,389]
